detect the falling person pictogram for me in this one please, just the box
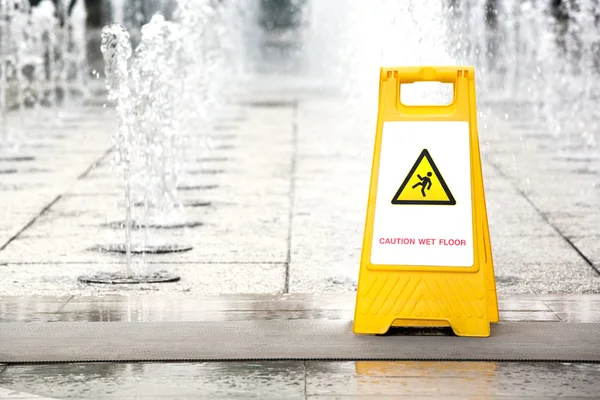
[391,149,456,205]
[412,172,433,197]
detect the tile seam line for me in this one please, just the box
[49,295,75,323]
[535,292,564,322]
[485,160,599,275]
[0,195,62,252]
[77,146,114,179]
[532,292,554,313]
[303,360,308,399]
[285,100,299,293]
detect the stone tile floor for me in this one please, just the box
[2,293,600,323]
[1,360,599,399]
[1,95,599,296]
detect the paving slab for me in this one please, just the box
[0,387,55,399]
[0,297,72,323]
[481,115,600,283]
[25,293,562,323]
[0,360,599,399]
[538,294,600,322]
[0,107,114,252]
[0,263,285,297]
[0,193,290,264]
[305,361,600,399]
[0,362,305,400]
[0,106,294,269]
[493,260,600,295]
[0,292,578,319]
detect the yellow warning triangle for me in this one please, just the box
[391,149,456,205]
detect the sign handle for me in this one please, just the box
[380,66,472,120]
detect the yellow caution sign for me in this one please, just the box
[353,66,499,337]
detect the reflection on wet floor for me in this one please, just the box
[2,293,600,323]
[0,361,599,399]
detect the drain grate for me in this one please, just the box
[207,133,237,140]
[195,157,229,162]
[184,201,212,208]
[92,244,193,254]
[177,184,218,191]
[78,271,180,284]
[213,125,239,132]
[216,116,246,123]
[186,169,224,175]
[244,100,296,108]
[212,144,235,151]
[0,156,35,162]
[103,220,204,229]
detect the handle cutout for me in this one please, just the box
[400,81,455,106]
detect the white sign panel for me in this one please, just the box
[370,121,474,267]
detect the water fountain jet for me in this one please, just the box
[80,22,182,285]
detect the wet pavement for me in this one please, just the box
[2,293,600,324]
[1,294,600,399]
[1,361,600,399]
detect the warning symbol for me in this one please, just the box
[391,149,456,205]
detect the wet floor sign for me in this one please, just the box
[353,66,499,337]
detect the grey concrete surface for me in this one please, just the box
[1,361,600,399]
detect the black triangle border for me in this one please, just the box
[390,148,456,205]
